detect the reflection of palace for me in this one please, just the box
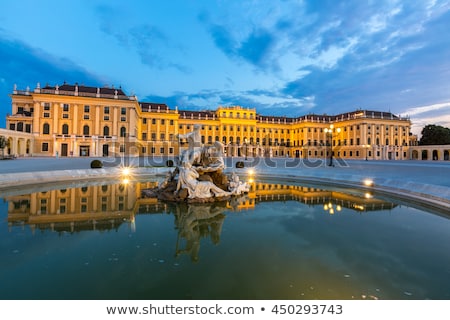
[227,181,396,213]
[5,181,151,233]
[5,180,395,233]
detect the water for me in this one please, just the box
[1,179,449,300]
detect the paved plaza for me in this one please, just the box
[0,156,449,210]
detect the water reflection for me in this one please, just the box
[173,202,227,262]
[5,180,395,234]
[3,180,450,300]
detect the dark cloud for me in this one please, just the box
[209,24,236,58]
[237,29,275,67]
[95,5,191,74]
[0,36,103,128]
[142,88,312,118]
[203,14,278,71]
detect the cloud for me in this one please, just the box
[143,88,315,117]
[0,35,102,128]
[237,29,276,68]
[94,5,191,74]
[402,102,450,135]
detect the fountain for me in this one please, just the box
[141,124,250,202]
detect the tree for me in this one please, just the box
[419,125,450,145]
[0,136,6,158]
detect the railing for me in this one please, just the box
[33,88,136,100]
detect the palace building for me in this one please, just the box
[4,82,414,160]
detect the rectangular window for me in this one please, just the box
[63,114,69,119]
[151,147,156,154]
[161,119,165,125]
[169,147,174,154]
[143,118,147,124]
[151,133,156,140]
[42,142,49,151]
[160,133,165,140]
[120,144,125,153]
[63,104,69,112]
[104,106,110,114]
[104,115,110,121]
[84,105,90,113]
[152,119,156,125]
[170,120,174,125]
[120,116,126,122]
[84,115,89,120]
[141,147,146,154]
[160,147,164,154]
[43,113,50,118]
[142,133,147,140]
[44,103,50,111]
[121,107,126,115]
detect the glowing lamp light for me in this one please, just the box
[122,167,131,176]
[247,169,255,176]
[363,179,374,186]
[324,202,342,215]
[122,178,130,185]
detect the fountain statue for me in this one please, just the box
[141,124,250,203]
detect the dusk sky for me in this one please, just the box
[1,0,450,135]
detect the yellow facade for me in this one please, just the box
[5,83,413,160]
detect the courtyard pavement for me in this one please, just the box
[0,156,449,211]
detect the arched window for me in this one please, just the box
[17,122,24,132]
[62,124,69,135]
[120,126,126,137]
[103,126,110,136]
[43,123,50,135]
[386,138,389,146]
[367,137,371,145]
[83,125,90,135]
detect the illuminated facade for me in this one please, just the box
[5,82,413,160]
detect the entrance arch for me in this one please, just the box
[432,150,439,160]
[421,150,428,160]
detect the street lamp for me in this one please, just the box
[244,138,248,160]
[364,145,370,161]
[324,124,341,167]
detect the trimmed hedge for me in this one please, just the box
[235,161,244,168]
[90,159,103,168]
[166,159,174,167]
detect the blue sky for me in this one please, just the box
[1,0,450,135]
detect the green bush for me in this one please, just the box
[90,159,103,168]
[166,159,174,167]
